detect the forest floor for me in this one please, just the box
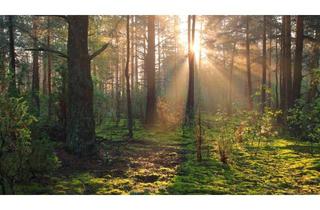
[17,119,320,195]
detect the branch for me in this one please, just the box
[89,42,111,61]
[25,47,68,59]
[89,17,124,61]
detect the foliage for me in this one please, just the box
[156,97,184,129]
[28,136,60,176]
[0,96,59,194]
[234,109,281,144]
[287,97,320,142]
[0,96,35,193]
[216,130,233,164]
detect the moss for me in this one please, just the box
[16,117,320,195]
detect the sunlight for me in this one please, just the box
[177,16,207,61]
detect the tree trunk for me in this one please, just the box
[280,16,286,112]
[31,16,40,116]
[145,15,156,125]
[261,16,267,112]
[0,17,5,93]
[185,15,196,125]
[275,33,279,109]
[246,16,253,110]
[115,35,121,125]
[130,16,135,95]
[228,42,236,115]
[47,17,52,120]
[125,16,133,138]
[293,16,304,103]
[307,30,320,103]
[268,16,272,107]
[157,17,162,94]
[285,16,293,109]
[7,16,17,96]
[66,16,96,157]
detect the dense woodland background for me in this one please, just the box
[0,15,320,195]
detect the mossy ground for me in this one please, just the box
[16,118,320,195]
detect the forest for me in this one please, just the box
[0,15,319,195]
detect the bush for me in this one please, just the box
[157,97,184,129]
[0,96,59,194]
[0,97,35,193]
[28,137,60,176]
[287,98,320,142]
[234,109,280,144]
[216,130,233,164]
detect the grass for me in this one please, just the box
[15,118,320,195]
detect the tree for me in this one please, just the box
[66,16,96,156]
[293,16,304,102]
[261,16,267,112]
[31,16,40,116]
[280,15,293,112]
[145,15,156,125]
[7,16,17,96]
[185,15,196,125]
[47,16,53,120]
[245,16,253,110]
[125,15,133,138]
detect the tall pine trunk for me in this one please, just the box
[261,16,267,112]
[8,16,17,96]
[47,17,53,120]
[31,16,40,116]
[66,16,96,157]
[185,15,196,125]
[246,16,253,110]
[293,16,304,102]
[125,16,133,138]
[145,15,156,125]
[284,16,293,109]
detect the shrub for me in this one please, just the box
[287,97,320,142]
[157,97,184,129]
[0,96,59,194]
[216,130,233,164]
[28,137,60,176]
[0,97,35,193]
[234,109,280,144]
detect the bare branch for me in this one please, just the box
[89,17,124,61]
[89,42,111,60]
[25,47,68,59]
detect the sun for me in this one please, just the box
[177,15,207,61]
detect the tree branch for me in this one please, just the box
[89,17,124,61]
[89,42,111,61]
[25,47,68,59]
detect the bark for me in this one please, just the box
[284,16,293,109]
[115,35,121,125]
[246,16,253,110]
[125,16,133,138]
[280,16,286,112]
[185,15,196,125]
[227,42,236,115]
[145,15,156,125]
[7,16,17,96]
[66,16,96,157]
[0,17,5,93]
[293,16,304,102]
[157,17,162,94]
[307,31,320,103]
[130,16,135,94]
[275,34,279,109]
[47,17,52,120]
[261,16,267,112]
[31,16,40,116]
[268,16,272,107]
